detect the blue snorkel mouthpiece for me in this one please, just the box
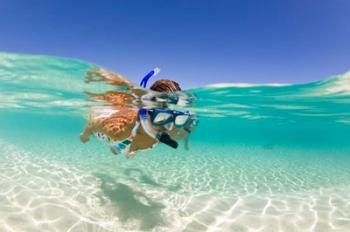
[140,68,160,88]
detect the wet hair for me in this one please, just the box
[150,79,181,92]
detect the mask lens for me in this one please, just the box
[153,112,172,125]
[175,115,189,126]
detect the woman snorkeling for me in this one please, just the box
[80,68,197,157]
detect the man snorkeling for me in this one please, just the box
[80,68,198,157]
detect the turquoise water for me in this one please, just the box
[1,53,350,232]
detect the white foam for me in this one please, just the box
[324,71,350,95]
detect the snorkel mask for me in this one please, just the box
[148,109,197,131]
[139,108,198,149]
[139,108,179,149]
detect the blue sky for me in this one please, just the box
[1,0,350,88]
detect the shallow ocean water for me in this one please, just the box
[0,53,350,232]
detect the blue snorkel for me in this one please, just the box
[140,68,160,88]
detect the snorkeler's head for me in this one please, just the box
[150,79,181,93]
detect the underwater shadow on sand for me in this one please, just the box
[95,173,165,230]
[124,168,181,192]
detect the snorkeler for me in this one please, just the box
[80,68,197,156]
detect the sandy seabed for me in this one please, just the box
[1,139,350,232]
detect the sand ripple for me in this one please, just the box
[0,140,124,231]
[1,139,350,231]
